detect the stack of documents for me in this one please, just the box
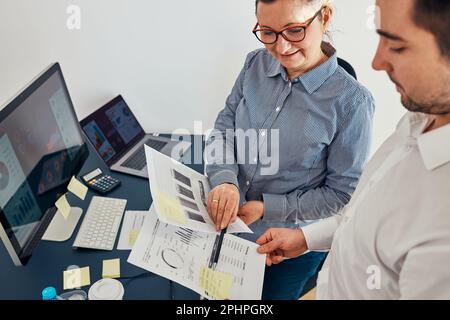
[127,146,266,300]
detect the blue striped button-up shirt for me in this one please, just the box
[205,43,375,237]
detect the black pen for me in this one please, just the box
[203,227,227,300]
[209,227,227,270]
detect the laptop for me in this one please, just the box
[79,95,191,178]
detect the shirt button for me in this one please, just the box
[276,107,281,112]
[246,181,250,186]
[254,158,257,163]
[261,131,266,137]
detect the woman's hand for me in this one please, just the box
[237,201,264,225]
[207,183,240,231]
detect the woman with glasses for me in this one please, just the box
[205,0,375,300]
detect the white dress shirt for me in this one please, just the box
[302,112,450,299]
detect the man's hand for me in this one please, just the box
[207,183,240,231]
[237,201,264,225]
[256,228,308,266]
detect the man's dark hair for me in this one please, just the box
[413,0,450,58]
[255,0,275,6]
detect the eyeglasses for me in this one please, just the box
[252,6,325,45]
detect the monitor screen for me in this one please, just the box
[79,95,145,166]
[0,63,88,265]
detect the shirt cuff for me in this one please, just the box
[301,217,340,251]
[208,170,239,189]
[262,193,287,222]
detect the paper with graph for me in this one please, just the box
[144,145,251,234]
[127,206,265,300]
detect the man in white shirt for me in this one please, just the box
[256,0,450,299]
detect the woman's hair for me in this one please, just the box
[255,0,333,17]
[413,0,450,58]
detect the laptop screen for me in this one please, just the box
[80,95,145,166]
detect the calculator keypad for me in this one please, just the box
[87,175,120,193]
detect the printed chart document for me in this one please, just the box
[117,211,148,250]
[144,146,251,234]
[128,206,265,300]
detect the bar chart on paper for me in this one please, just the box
[175,227,205,248]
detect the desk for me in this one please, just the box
[0,135,203,300]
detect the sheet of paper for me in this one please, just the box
[63,266,90,290]
[117,211,148,250]
[144,145,252,234]
[55,193,71,220]
[67,176,88,200]
[213,232,266,299]
[102,258,120,279]
[199,266,233,300]
[127,205,265,299]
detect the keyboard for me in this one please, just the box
[73,196,127,250]
[121,139,167,170]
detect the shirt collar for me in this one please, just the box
[266,59,285,79]
[266,42,338,94]
[399,112,450,170]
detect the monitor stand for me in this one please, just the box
[42,207,83,242]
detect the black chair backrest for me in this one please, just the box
[337,57,357,80]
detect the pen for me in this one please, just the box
[203,227,227,299]
[209,227,227,270]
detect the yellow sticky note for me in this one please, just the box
[199,266,233,300]
[102,258,120,279]
[155,190,187,225]
[128,229,140,246]
[63,267,91,290]
[67,176,88,200]
[55,194,71,220]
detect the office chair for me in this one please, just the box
[337,57,357,80]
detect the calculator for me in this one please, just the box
[82,168,121,194]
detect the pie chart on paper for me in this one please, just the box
[0,162,9,190]
[161,248,184,269]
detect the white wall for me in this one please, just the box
[0,0,405,154]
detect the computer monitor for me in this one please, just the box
[0,63,88,266]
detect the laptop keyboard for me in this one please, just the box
[121,138,167,171]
